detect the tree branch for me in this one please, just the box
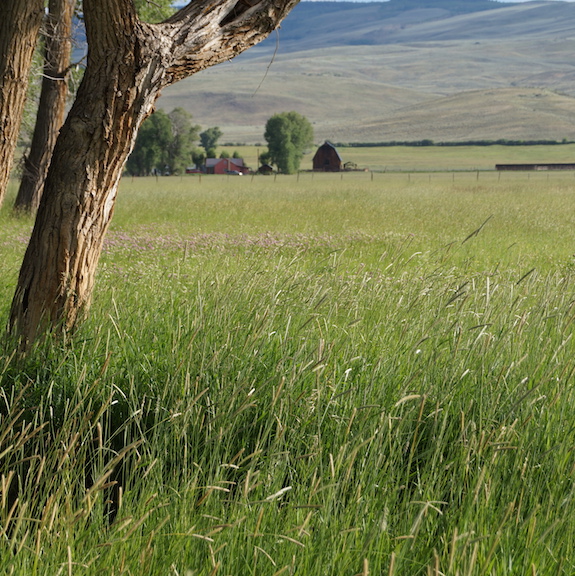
[160,0,299,83]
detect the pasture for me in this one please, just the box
[1,164,575,574]
[221,143,575,173]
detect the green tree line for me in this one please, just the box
[126,109,315,176]
[337,138,574,148]
[125,109,227,176]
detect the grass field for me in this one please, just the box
[1,163,575,574]
[217,144,575,173]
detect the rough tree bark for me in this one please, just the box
[14,0,76,213]
[9,0,299,347]
[0,0,45,208]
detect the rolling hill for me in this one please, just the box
[157,1,575,144]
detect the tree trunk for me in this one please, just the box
[10,0,299,347]
[14,0,76,213]
[0,0,44,208]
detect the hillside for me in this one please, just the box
[249,0,505,53]
[157,1,575,144]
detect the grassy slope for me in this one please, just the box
[158,2,575,144]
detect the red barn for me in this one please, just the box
[205,158,246,175]
[313,141,343,172]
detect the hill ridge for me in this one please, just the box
[158,1,575,143]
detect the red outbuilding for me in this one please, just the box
[205,158,246,175]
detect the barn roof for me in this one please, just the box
[314,141,343,162]
[206,158,245,167]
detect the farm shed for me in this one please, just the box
[313,141,343,172]
[206,158,246,174]
[257,163,274,175]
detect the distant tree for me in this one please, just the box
[200,127,223,156]
[126,107,200,175]
[232,150,241,159]
[263,111,313,174]
[126,109,172,176]
[259,150,272,166]
[191,149,206,168]
[167,107,200,174]
[220,150,230,159]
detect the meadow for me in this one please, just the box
[221,144,575,173]
[1,164,575,575]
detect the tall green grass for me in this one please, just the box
[1,171,575,574]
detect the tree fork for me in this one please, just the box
[9,0,299,347]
